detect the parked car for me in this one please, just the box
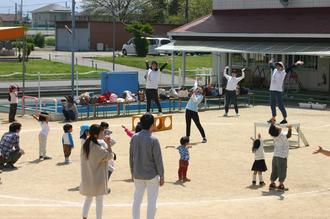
[122,37,171,56]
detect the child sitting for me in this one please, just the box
[251,134,267,186]
[33,112,51,160]
[62,124,74,164]
[80,125,90,146]
[177,136,192,183]
[268,120,292,191]
[122,122,142,138]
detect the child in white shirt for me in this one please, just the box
[62,124,74,164]
[251,134,267,186]
[33,112,51,160]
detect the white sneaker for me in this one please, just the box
[223,113,228,117]
[236,113,240,116]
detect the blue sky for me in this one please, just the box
[0,0,83,14]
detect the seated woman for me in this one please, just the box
[62,96,78,122]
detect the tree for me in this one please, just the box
[169,0,180,16]
[82,0,152,23]
[125,22,153,57]
[34,33,45,48]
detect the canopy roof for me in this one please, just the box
[0,27,25,41]
[157,40,330,56]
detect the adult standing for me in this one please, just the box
[130,113,164,219]
[8,85,19,123]
[145,60,168,115]
[80,124,113,219]
[223,66,245,117]
[0,123,25,169]
[268,59,304,124]
[185,86,207,143]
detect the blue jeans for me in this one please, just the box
[270,91,287,118]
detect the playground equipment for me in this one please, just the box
[132,114,173,132]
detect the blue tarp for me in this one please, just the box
[101,71,139,95]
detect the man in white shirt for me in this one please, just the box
[223,66,245,117]
[268,59,304,124]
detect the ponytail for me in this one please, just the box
[82,124,101,159]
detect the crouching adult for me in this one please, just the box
[0,123,25,169]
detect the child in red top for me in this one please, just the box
[122,122,142,138]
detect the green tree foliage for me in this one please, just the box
[33,33,45,48]
[169,0,180,16]
[125,22,153,57]
[45,36,55,46]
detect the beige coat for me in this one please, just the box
[80,141,113,196]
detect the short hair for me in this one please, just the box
[63,124,73,133]
[269,124,280,137]
[180,136,190,145]
[135,122,142,133]
[100,122,109,129]
[9,122,22,132]
[140,113,154,130]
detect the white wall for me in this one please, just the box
[213,0,330,10]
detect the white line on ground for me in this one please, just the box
[0,188,329,208]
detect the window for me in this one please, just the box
[161,40,171,45]
[148,39,158,45]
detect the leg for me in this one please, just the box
[278,158,288,185]
[12,103,17,121]
[146,89,152,113]
[132,179,146,219]
[185,110,192,137]
[270,91,277,118]
[9,104,16,122]
[5,150,22,165]
[224,91,231,114]
[182,160,189,180]
[39,134,47,157]
[95,195,103,219]
[252,171,257,183]
[191,111,206,138]
[153,90,162,113]
[233,92,238,114]
[108,170,113,180]
[275,92,287,119]
[270,157,279,183]
[178,160,183,180]
[62,109,70,121]
[82,196,93,219]
[258,171,264,183]
[146,176,160,219]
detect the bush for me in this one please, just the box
[125,22,153,57]
[34,33,45,48]
[45,36,55,46]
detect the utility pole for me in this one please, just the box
[185,0,189,23]
[15,3,17,24]
[21,0,26,113]
[71,0,76,97]
[112,11,116,71]
[20,0,23,22]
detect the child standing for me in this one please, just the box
[122,122,142,138]
[80,125,90,146]
[33,112,51,160]
[99,122,116,181]
[268,120,292,191]
[62,124,74,164]
[8,85,19,123]
[177,136,191,183]
[251,134,267,186]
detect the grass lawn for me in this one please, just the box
[96,54,212,76]
[0,59,106,81]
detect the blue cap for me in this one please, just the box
[80,124,90,137]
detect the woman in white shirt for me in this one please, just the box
[268,59,303,124]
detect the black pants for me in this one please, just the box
[0,150,22,166]
[108,170,113,180]
[225,90,238,114]
[9,103,17,122]
[146,89,162,113]
[62,109,76,121]
[185,109,206,138]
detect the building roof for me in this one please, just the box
[32,3,71,13]
[170,7,330,36]
[0,14,17,22]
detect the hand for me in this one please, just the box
[159,178,165,186]
[242,68,246,72]
[225,66,229,70]
[104,136,111,147]
[258,133,261,139]
[313,146,323,154]
[295,60,304,65]
[121,125,126,129]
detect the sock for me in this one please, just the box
[259,174,264,182]
[252,174,256,182]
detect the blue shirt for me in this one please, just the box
[177,145,189,160]
[186,93,203,112]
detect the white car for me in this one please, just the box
[122,37,171,56]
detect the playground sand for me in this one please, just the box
[0,106,330,219]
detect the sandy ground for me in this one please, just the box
[0,106,330,219]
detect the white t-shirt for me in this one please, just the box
[10,92,18,104]
[273,132,290,158]
[146,69,160,89]
[269,69,286,92]
[254,139,265,160]
[98,139,115,172]
[39,121,49,136]
[224,72,245,91]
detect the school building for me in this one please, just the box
[158,0,330,92]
